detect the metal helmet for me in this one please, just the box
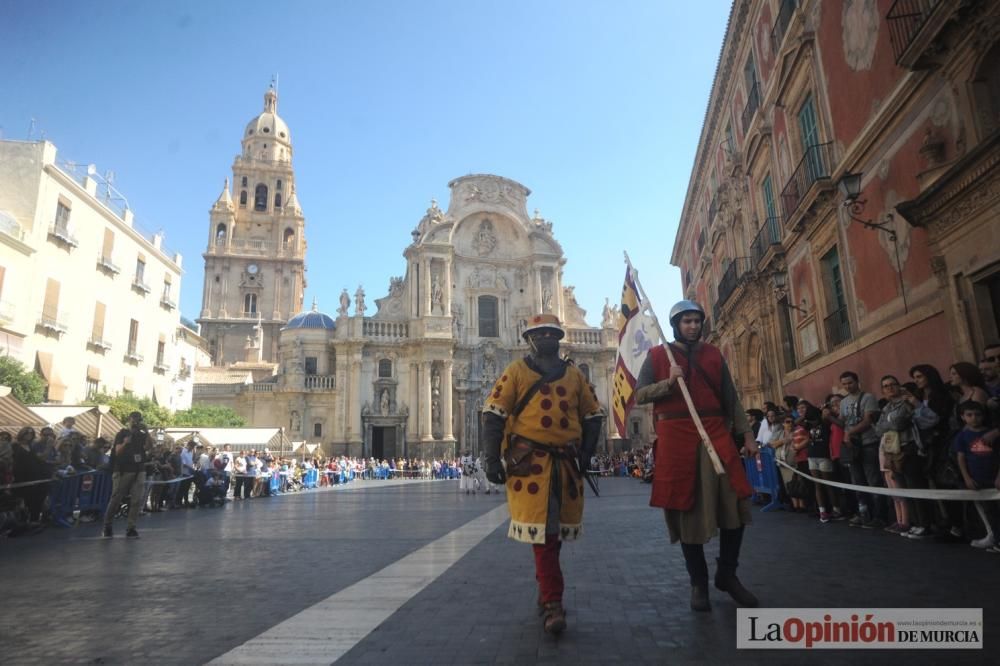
[668,300,706,327]
[521,313,565,340]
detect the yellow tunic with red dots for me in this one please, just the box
[483,359,603,544]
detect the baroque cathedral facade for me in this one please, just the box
[194,89,620,459]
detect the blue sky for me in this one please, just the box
[3,0,730,328]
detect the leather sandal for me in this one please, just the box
[541,601,567,634]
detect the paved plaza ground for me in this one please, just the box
[1,477,997,665]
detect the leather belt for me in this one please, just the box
[656,409,724,421]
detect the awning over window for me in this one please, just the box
[86,365,101,381]
[35,350,67,402]
[123,376,135,392]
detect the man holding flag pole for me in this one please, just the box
[616,253,759,612]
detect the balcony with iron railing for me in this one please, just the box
[0,216,26,244]
[47,223,79,249]
[304,374,336,390]
[132,275,151,294]
[87,336,112,352]
[36,312,68,336]
[887,0,943,66]
[771,0,797,54]
[124,348,144,364]
[97,254,120,275]
[153,361,170,374]
[160,294,177,310]
[741,81,761,133]
[780,142,834,222]
[0,299,15,324]
[717,257,754,310]
[824,307,852,348]
[750,216,784,267]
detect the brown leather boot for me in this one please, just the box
[690,584,711,612]
[542,601,567,634]
[715,560,759,607]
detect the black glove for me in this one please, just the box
[485,458,506,485]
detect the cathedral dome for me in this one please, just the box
[283,309,335,331]
[244,87,291,146]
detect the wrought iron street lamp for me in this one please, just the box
[837,172,909,314]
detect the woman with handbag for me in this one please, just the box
[874,376,916,534]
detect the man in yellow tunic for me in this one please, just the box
[482,314,604,634]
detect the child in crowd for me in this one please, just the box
[953,400,1000,549]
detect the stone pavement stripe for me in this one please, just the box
[207,502,510,665]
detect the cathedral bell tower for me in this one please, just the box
[197,85,307,365]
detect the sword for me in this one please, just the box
[573,455,600,497]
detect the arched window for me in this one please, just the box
[241,176,247,187]
[274,193,282,208]
[579,363,591,382]
[283,227,295,248]
[378,359,393,378]
[215,223,227,242]
[244,293,257,314]
[276,179,283,191]
[254,184,268,211]
[478,295,499,338]
[239,190,247,207]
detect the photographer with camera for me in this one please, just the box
[102,411,150,538]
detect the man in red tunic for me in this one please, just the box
[634,300,759,612]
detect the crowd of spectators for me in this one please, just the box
[742,342,1000,552]
[0,419,470,535]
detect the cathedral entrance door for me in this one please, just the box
[372,426,396,460]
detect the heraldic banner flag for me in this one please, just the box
[612,266,656,438]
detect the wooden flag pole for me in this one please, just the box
[624,252,725,476]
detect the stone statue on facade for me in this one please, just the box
[432,366,441,397]
[431,274,444,313]
[290,410,301,432]
[338,289,350,317]
[475,220,497,256]
[451,303,463,338]
[355,285,366,315]
[431,398,441,429]
[542,287,553,313]
[380,389,390,415]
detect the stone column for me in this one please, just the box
[443,258,452,317]
[349,359,361,442]
[201,273,212,317]
[420,361,433,440]
[442,360,454,440]
[424,259,433,315]
[535,268,543,312]
[219,268,229,317]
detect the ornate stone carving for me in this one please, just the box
[930,255,948,288]
[474,219,498,256]
[842,0,879,71]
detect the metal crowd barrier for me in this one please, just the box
[48,470,113,528]
[742,446,784,512]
